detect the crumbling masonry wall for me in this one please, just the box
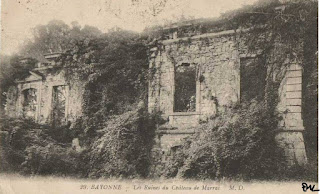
[148,31,240,127]
[5,69,84,124]
[148,30,307,165]
[148,31,241,152]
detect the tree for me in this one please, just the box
[0,55,37,114]
[20,20,102,62]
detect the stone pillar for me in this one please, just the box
[276,63,307,166]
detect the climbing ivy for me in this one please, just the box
[54,29,150,136]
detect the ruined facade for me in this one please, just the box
[4,22,308,166]
[5,53,84,125]
[148,24,307,165]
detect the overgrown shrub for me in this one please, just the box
[0,116,41,172]
[0,116,85,176]
[155,101,287,180]
[22,143,83,176]
[86,105,156,179]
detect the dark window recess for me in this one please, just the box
[174,63,196,112]
[22,88,37,119]
[52,85,66,126]
[240,57,266,102]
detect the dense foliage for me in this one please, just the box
[86,107,156,178]
[57,29,149,136]
[153,101,317,180]
[21,20,102,62]
[0,109,157,178]
[152,101,284,180]
[0,116,83,176]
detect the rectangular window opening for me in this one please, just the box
[240,57,266,102]
[22,88,37,120]
[52,85,66,126]
[174,64,196,112]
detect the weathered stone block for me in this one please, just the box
[287,77,302,85]
[288,64,303,71]
[286,84,301,91]
[287,70,302,78]
[286,98,301,106]
[285,113,303,128]
[286,91,302,99]
[275,132,307,166]
[286,106,301,113]
[169,114,200,128]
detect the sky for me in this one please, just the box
[1,0,258,55]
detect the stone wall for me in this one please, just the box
[276,63,307,165]
[148,29,308,165]
[148,30,241,152]
[148,31,240,127]
[5,68,84,125]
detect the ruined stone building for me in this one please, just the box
[5,19,308,166]
[5,53,84,126]
[147,20,308,165]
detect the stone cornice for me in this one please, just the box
[160,28,251,45]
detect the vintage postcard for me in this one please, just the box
[0,0,318,193]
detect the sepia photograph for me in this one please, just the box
[0,0,318,193]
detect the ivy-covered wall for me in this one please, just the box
[148,28,307,166]
[3,21,310,167]
[148,31,241,128]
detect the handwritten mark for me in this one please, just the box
[302,183,319,192]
